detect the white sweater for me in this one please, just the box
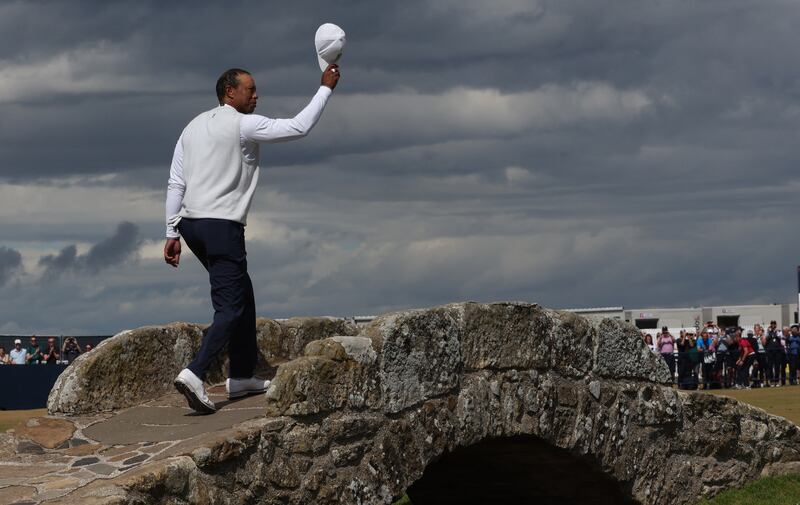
[166,86,332,238]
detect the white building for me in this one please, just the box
[569,303,799,334]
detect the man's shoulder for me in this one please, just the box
[183,105,243,137]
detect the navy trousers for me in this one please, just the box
[178,218,257,380]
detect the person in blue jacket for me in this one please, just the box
[696,330,716,390]
[787,325,800,386]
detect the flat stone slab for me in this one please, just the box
[82,393,264,445]
[12,417,75,449]
[0,387,268,504]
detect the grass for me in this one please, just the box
[693,386,800,504]
[706,385,800,425]
[697,474,800,505]
[0,408,47,433]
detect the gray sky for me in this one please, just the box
[2,0,799,334]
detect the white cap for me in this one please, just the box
[14,339,21,345]
[315,23,346,72]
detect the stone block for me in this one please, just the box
[265,340,380,417]
[461,302,552,371]
[592,318,672,384]
[370,305,464,413]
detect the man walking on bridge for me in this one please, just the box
[164,64,340,414]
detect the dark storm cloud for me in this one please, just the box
[0,247,23,286]
[38,222,142,279]
[38,245,78,280]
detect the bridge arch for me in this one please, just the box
[406,434,637,504]
[47,302,800,504]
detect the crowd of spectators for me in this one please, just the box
[0,335,93,366]
[643,320,800,390]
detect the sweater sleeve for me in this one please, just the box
[165,135,185,238]
[240,86,332,143]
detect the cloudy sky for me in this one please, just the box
[1,0,799,334]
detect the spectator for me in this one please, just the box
[688,332,702,386]
[10,339,28,365]
[85,344,93,353]
[724,328,740,388]
[0,346,10,365]
[657,326,676,382]
[677,331,696,389]
[62,337,81,364]
[705,320,720,339]
[715,329,729,387]
[780,326,790,386]
[26,335,42,365]
[787,325,800,386]
[766,321,783,387]
[736,331,756,389]
[752,324,768,387]
[42,338,60,364]
[643,333,657,353]
[697,330,716,389]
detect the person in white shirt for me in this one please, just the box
[164,65,340,414]
[9,339,28,365]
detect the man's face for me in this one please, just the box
[227,73,258,114]
[30,337,37,346]
[47,339,55,348]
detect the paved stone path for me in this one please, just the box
[0,384,264,504]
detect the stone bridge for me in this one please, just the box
[7,302,800,504]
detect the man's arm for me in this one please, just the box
[164,136,185,267]
[240,65,340,144]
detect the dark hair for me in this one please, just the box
[216,68,250,103]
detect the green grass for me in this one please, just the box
[706,386,800,425]
[697,474,800,504]
[392,495,412,505]
[695,387,800,504]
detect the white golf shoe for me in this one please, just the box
[174,368,216,414]
[226,377,271,399]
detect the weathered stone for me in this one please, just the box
[589,381,602,400]
[0,464,58,486]
[331,441,368,467]
[40,477,81,491]
[15,440,45,455]
[140,442,171,454]
[21,302,800,505]
[14,417,75,449]
[550,310,594,377]
[72,457,100,467]
[109,451,139,462]
[593,318,672,384]
[1,485,36,503]
[327,413,383,442]
[64,443,103,456]
[121,454,150,465]
[462,302,551,371]
[371,305,463,413]
[101,445,137,457]
[48,317,358,415]
[265,342,380,416]
[86,463,117,476]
